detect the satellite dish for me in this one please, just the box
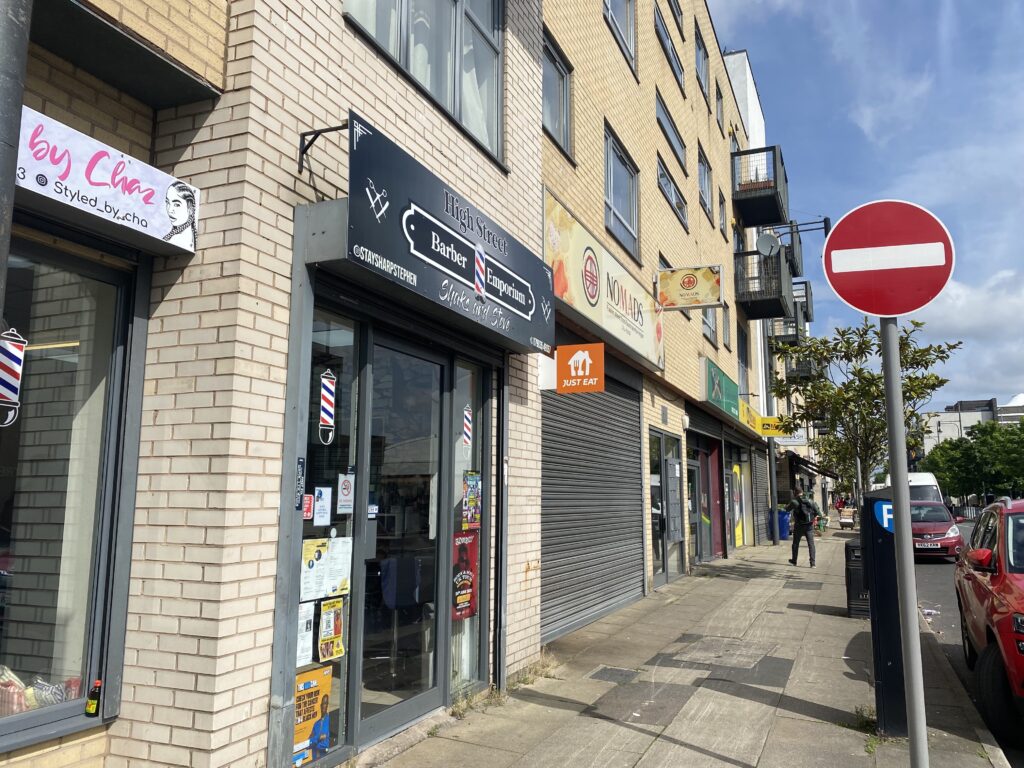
[756,232,781,257]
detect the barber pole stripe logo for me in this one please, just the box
[319,370,336,446]
[463,405,473,447]
[474,244,486,300]
[0,329,26,427]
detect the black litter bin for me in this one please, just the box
[845,539,869,618]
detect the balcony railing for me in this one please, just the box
[786,356,819,381]
[786,224,803,277]
[731,146,789,227]
[734,250,794,320]
[769,314,806,346]
[793,280,814,323]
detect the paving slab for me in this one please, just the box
[756,715,873,767]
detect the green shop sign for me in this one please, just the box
[705,358,739,419]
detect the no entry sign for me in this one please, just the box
[823,200,954,317]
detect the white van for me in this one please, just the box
[884,472,944,503]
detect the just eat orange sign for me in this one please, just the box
[555,343,605,394]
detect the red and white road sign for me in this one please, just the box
[823,200,954,317]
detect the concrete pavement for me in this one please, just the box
[357,529,1010,768]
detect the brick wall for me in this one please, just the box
[109,0,547,765]
[83,0,228,89]
[0,729,106,768]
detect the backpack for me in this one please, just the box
[793,498,813,525]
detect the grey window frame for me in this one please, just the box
[604,0,636,70]
[702,305,717,345]
[542,30,573,155]
[715,81,724,130]
[666,0,684,37]
[654,4,684,96]
[737,323,749,398]
[694,22,709,99]
[345,0,506,161]
[722,302,731,349]
[718,190,727,238]
[655,90,686,173]
[657,154,689,232]
[697,145,713,221]
[605,126,640,260]
[0,232,149,753]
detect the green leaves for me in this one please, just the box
[772,318,961,494]
[921,419,1024,499]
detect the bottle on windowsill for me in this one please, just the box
[84,679,102,717]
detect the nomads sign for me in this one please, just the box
[15,106,200,254]
[658,265,722,310]
[555,343,605,394]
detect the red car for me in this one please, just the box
[911,501,964,559]
[954,498,1024,741]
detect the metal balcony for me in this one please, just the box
[734,250,794,320]
[769,314,806,346]
[793,280,814,323]
[732,146,789,227]
[786,356,819,381]
[785,224,803,277]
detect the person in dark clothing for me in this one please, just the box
[787,488,820,567]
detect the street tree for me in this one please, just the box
[771,319,961,498]
[921,419,1024,500]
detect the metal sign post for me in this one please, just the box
[880,317,928,767]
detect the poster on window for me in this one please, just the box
[452,531,479,621]
[300,539,329,602]
[318,597,345,662]
[293,665,332,766]
[296,602,315,667]
[462,471,481,530]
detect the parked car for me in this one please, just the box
[953,498,1024,742]
[885,471,945,504]
[910,501,964,559]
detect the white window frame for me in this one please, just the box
[698,146,713,220]
[542,32,572,154]
[694,22,709,97]
[657,155,689,232]
[605,128,639,259]
[604,0,636,68]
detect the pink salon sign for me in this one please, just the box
[15,106,200,254]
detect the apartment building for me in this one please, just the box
[0,1,803,766]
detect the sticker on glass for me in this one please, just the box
[319,369,336,446]
[0,329,27,428]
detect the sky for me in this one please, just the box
[708,0,1024,411]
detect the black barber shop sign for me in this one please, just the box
[347,112,554,353]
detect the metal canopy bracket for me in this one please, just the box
[297,121,349,174]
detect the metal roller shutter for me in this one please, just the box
[540,378,644,643]
[753,450,770,544]
[686,406,723,439]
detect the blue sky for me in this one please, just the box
[708,0,1024,409]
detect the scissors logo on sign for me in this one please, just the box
[366,178,389,222]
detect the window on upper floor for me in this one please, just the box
[666,0,684,36]
[347,0,504,155]
[694,22,709,97]
[733,224,745,252]
[605,128,639,259]
[702,306,717,345]
[737,323,750,399]
[655,90,686,173]
[604,0,636,69]
[654,4,684,95]
[698,146,712,219]
[657,155,689,232]
[719,190,727,237]
[715,82,724,129]
[543,32,572,153]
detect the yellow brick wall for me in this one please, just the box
[83,0,228,89]
[0,729,107,768]
[22,44,153,159]
[542,0,758,408]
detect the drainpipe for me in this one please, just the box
[762,326,779,545]
[0,0,33,324]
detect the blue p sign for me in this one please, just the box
[874,501,895,533]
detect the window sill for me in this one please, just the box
[720,227,729,242]
[700,201,714,226]
[344,12,510,176]
[544,127,577,167]
[0,711,108,756]
[703,334,718,349]
[606,223,640,265]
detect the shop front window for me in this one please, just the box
[0,251,118,722]
[450,361,485,693]
[293,311,359,763]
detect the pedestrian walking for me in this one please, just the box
[787,488,820,567]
